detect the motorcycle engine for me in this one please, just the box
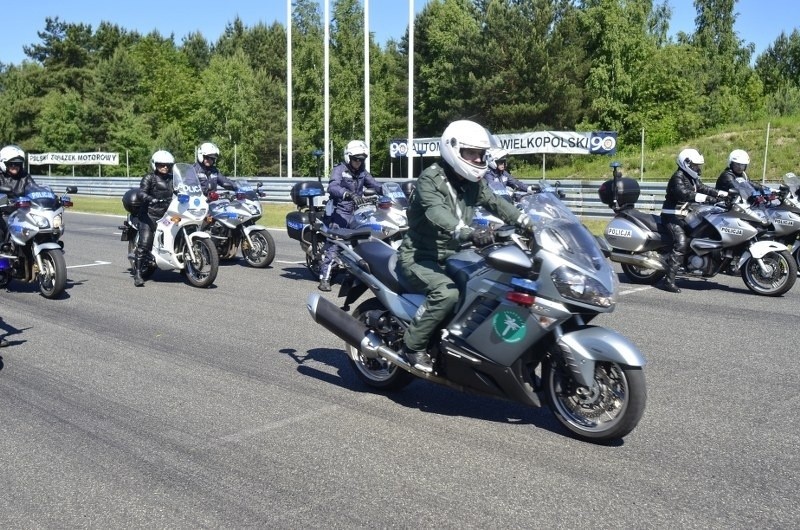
[686,253,720,277]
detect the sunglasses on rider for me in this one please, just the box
[155,163,173,169]
[5,161,23,168]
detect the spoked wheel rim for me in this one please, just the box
[183,239,218,287]
[741,251,796,295]
[37,249,66,298]
[346,343,402,383]
[548,361,631,434]
[242,230,275,268]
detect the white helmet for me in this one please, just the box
[440,120,491,182]
[728,149,750,169]
[150,150,175,172]
[677,148,704,180]
[487,148,508,170]
[197,142,220,163]
[0,144,26,173]
[344,140,369,165]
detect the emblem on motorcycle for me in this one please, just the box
[492,311,526,343]
[720,226,744,235]
[607,227,632,238]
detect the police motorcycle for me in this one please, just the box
[204,181,276,268]
[285,180,329,276]
[349,181,409,248]
[0,183,77,298]
[600,163,797,296]
[306,193,647,442]
[119,163,219,288]
[761,173,800,273]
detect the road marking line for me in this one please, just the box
[67,260,112,269]
[218,405,340,442]
[619,285,653,295]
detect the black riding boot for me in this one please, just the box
[133,251,145,287]
[661,254,682,293]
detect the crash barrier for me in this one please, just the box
[33,175,783,220]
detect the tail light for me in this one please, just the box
[208,191,220,202]
[506,291,535,307]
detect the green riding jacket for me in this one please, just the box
[398,162,522,263]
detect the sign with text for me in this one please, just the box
[389,131,616,158]
[28,152,120,166]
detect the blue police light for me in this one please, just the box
[178,193,190,204]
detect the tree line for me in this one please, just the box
[1,0,799,178]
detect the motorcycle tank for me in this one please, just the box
[604,217,650,251]
[768,209,799,236]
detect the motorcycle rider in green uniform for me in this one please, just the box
[397,120,535,373]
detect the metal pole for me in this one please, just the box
[364,0,371,173]
[542,154,545,179]
[407,0,414,180]
[324,0,330,177]
[286,0,293,178]
[640,128,645,182]
[762,122,770,184]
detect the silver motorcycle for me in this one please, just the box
[307,190,647,443]
[601,167,797,296]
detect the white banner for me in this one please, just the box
[28,152,120,166]
[390,131,617,158]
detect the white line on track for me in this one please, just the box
[66,260,112,269]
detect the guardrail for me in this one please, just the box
[35,174,782,220]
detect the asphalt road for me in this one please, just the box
[1,212,798,528]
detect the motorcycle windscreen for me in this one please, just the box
[23,183,58,209]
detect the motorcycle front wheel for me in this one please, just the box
[620,263,664,284]
[242,229,276,268]
[543,359,646,443]
[346,299,414,391]
[740,249,797,296]
[182,238,219,288]
[38,248,67,299]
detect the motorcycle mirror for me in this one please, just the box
[66,186,78,194]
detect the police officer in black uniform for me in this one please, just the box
[193,142,237,196]
[0,145,38,255]
[660,148,727,293]
[133,150,176,287]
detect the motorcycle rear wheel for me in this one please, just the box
[242,229,275,268]
[346,299,414,391]
[38,248,67,299]
[740,249,797,296]
[544,359,646,443]
[182,238,219,288]
[621,263,664,284]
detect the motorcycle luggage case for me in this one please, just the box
[286,211,310,241]
[598,177,640,208]
[290,181,326,207]
[122,188,144,214]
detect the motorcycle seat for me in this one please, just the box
[325,226,373,241]
[619,207,661,232]
[354,239,416,294]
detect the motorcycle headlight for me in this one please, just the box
[551,265,615,308]
[30,213,50,229]
[53,214,63,229]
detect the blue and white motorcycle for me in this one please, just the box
[0,183,76,298]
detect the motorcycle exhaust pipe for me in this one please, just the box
[609,251,666,271]
[306,293,413,370]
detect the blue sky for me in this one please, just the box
[3,0,798,66]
